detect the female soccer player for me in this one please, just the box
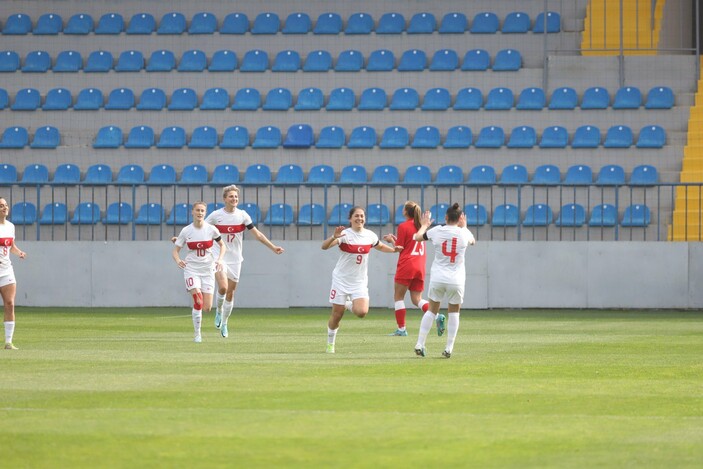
[321,206,400,353]
[383,201,430,336]
[172,201,226,343]
[0,198,26,350]
[412,204,476,358]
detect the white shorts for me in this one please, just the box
[221,261,242,282]
[0,269,16,288]
[183,271,215,294]
[328,280,368,305]
[428,281,464,306]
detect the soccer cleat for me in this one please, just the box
[4,343,18,350]
[389,329,408,336]
[326,343,335,354]
[414,346,426,357]
[221,324,229,338]
[436,314,446,336]
[214,310,222,329]
[442,350,451,359]
[194,335,202,343]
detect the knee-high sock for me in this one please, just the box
[415,311,435,348]
[216,291,225,312]
[394,300,406,329]
[418,299,429,313]
[4,321,15,343]
[327,327,338,345]
[192,310,202,336]
[445,313,460,353]
[222,300,234,325]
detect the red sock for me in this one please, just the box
[395,308,406,328]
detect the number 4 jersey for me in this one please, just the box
[424,224,475,286]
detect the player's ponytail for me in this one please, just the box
[405,201,422,230]
[446,203,462,223]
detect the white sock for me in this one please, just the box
[192,310,202,337]
[327,327,338,345]
[222,300,233,325]
[4,321,15,343]
[445,313,460,353]
[415,312,435,348]
[216,292,225,313]
[418,299,429,313]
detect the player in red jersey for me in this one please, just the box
[0,198,26,350]
[383,201,430,336]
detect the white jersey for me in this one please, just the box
[174,222,222,276]
[331,228,379,291]
[425,224,475,286]
[0,221,15,275]
[205,207,252,264]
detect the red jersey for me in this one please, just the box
[394,219,426,279]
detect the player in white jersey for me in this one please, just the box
[205,185,284,338]
[172,202,226,343]
[321,206,400,353]
[412,203,476,358]
[0,198,27,350]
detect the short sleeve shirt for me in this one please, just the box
[331,228,379,291]
[425,224,475,286]
[205,207,252,264]
[0,221,15,275]
[174,222,222,276]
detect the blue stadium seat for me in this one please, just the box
[3,14,32,34]
[295,87,324,110]
[589,204,617,227]
[21,164,49,184]
[0,51,20,72]
[206,203,224,215]
[51,164,80,184]
[604,125,633,148]
[500,164,529,185]
[571,125,601,148]
[454,87,483,110]
[264,204,294,226]
[22,50,51,72]
[465,204,488,226]
[240,50,268,71]
[158,12,186,34]
[326,88,355,110]
[252,126,281,148]
[42,88,72,110]
[377,13,405,34]
[366,49,394,71]
[630,164,658,185]
[502,12,531,33]
[168,88,198,110]
[532,164,561,185]
[241,203,261,224]
[563,165,593,185]
[394,205,406,225]
[422,88,451,110]
[272,50,301,72]
[403,165,432,185]
[471,12,499,33]
[596,164,625,185]
[134,203,165,225]
[581,86,610,109]
[127,13,156,34]
[468,165,496,185]
[283,124,314,148]
[83,164,112,184]
[549,87,578,109]
[430,49,459,71]
[380,127,408,148]
[71,202,101,225]
[555,204,586,227]
[12,88,41,110]
[645,86,674,109]
[103,202,133,225]
[436,165,464,185]
[178,49,207,71]
[328,203,354,225]
[303,50,332,71]
[339,165,367,184]
[314,13,342,34]
[188,126,218,148]
[412,126,441,148]
[10,202,37,225]
[307,164,335,185]
[232,88,261,110]
[335,50,364,71]
[166,204,192,225]
[398,49,426,71]
[492,204,520,227]
[39,203,68,225]
[84,50,113,72]
[316,126,345,148]
[540,126,569,148]
[276,164,304,184]
[444,126,473,148]
[283,13,311,34]
[96,13,124,34]
[621,204,651,227]
[429,204,450,223]
[390,88,419,110]
[461,49,491,72]
[366,204,391,225]
[613,86,642,109]
[0,126,28,148]
[74,88,103,110]
[263,88,293,110]
[346,13,374,34]
[208,50,237,71]
[189,12,217,34]
[210,164,239,184]
[220,13,248,34]
[124,126,154,148]
[147,164,176,185]
[475,126,505,148]
[408,12,435,33]
[115,50,144,72]
[507,126,537,148]
[358,88,387,110]
[493,49,522,71]
[533,12,561,33]
[146,49,175,72]
[0,89,6,109]
[157,127,186,148]
[179,164,208,185]
[485,87,514,110]
[64,13,93,34]
[370,165,400,185]
[297,204,325,226]
[636,125,666,148]
[516,87,546,110]
[348,126,377,148]
[439,12,467,33]
[136,88,166,110]
[220,126,248,148]
[105,88,134,110]
[0,164,17,184]
[200,88,228,110]
[31,126,60,149]
[523,204,554,226]
[93,126,122,148]
[252,12,280,34]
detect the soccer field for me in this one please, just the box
[2,308,702,468]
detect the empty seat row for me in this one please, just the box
[0,48,522,73]
[0,126,59,148]
[1,11,560,36]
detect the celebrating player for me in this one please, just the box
[0,198,26,350]
[412,204,476,358]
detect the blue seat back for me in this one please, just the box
[303,50,332,71]
[408,12,436,33]
[621,205,651,227]
[500,165,528,185]
[335,50,364,71]
[471,12,499,33]
[146,49,175,71]
[117,165,145,184]
[430,49,458,70]
[283,124,314,148]
[412,126,441,148]
[630,165,658,185]
[563,165,593,185]
[31,126,60,149]
[96,13,124,34]
[252,126,281,148]
[264,204,294,226]
[54,50,82,72]
[359,88,387,110]
[210,164,239,184]
[549,87,578,109]
[115,50,144,71]
[232,88,260,110]
[180,164,208,185]
[208,50,237,71]
[240,49,268,72]
[465,204,488,226]
[492,204,520,226]
[272,50,301,72]
[485,87,514,110]
[85,50,113,72]
[243,164,272,185]
[636,125,666,148]
[124,126,155,148]
[241,203,261,223]
[295,87,324,110]
[22,50,51,72]
[507,126,536,148]
[75,88,103,110]
[178,49,207,71]
[314,13,343,34]
[403,165,432,185]
[377,13,405,34]
[581,87,610,109]
[252,12,280,34]
[589,204,617,227]
[422,88,451,110]
[516,87,546,110]
[532,164,561,185]
[137,88,166,110]
[157,127,186,148]
[572,125,601,148]
[276,164,304,184]
[645,86,674,109]
[166,203,192,226]
[604,125,633,148]
[444,126,473,148]
[439,12,467,33]
[297,204,326,226]
[93,126,122,148]
[596,165,626,185]
[104,202,133,225]
[540,126,569,148]
[158,12,186,34]
[454,87,483,110]
[84,164,112,184]
[40,203,68,225]
[64,13,93,34]
[462,49,491,71]
[188,126,218,148]
[283,13,311,34]
[307,165,336,185]
[328,203,354,225]
[370,165,400,185]
[398,49,426,71]
[220,126,248,148]
[148,164,176,185]
[613,86,642,109]
[523,204,554,226]
[221,13,249,34]
[263,87,293,110]
[135,203,164,225]
[0,164,18,184]
[555,204,586,227]
[0,51,20,72]
[390,88,419,110]
[493,49,522,71]
[348,126,377,148]
[105,88,134,110]
[327,88,355,110]
[71,202,101,225]
[436,165,464,185]
[339,165,367,184]
[0,126,29,148]
[41,89,70,112]
[468,165,496,185]
[316,126,345,148]
[10,202,37,225]
[366,204,390,225]
[502,12,531,33]
[379,126,409,148]
[12,88,41,110]
[533,11,561,33]
[127,13,156,34]
[475,126,504,148]
[367,49,395,71]
[346,13,374,34]
[3,13,33,34]
[168,88,197,110]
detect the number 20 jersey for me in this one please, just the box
[332,228,379,291]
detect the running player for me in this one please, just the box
[0,198,26,350]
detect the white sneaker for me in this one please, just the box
[326,343,335,354]
[194,335,202,343]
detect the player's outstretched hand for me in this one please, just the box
[333,225,346,238]
[383,233,397,244]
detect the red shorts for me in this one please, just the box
[395,275,424,292]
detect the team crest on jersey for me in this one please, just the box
[0,238,12,247]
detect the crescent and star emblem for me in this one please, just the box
[357,247,364,253]
[196,242,203,248]
[228,226,234,233]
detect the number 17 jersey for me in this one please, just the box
[205,207,252,264]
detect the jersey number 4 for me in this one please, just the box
[441,238,459,263]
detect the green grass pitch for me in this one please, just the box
[2,308,702,468]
